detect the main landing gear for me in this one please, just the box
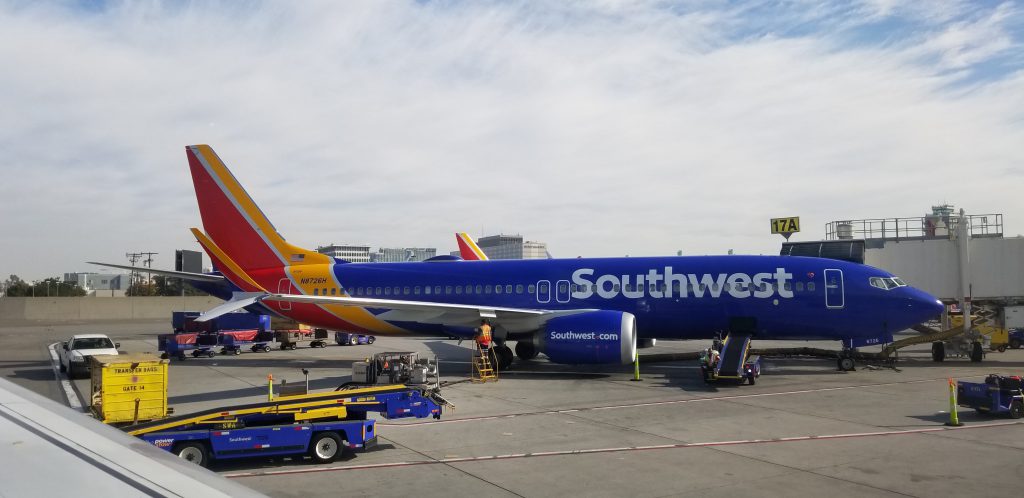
[515,341,538,361]
[490,343,514,371]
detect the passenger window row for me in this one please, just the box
[308,280,819,298]
[572,281,817,293]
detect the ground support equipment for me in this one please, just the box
[350,352,440,388]
[124,384,449,467]
[335,331,376,346]
[218,329,275,355]
[701,334,760,385]
[957,375,1024,419]
[471,343,498,383]
[158,333,219,360]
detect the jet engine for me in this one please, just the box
[534,310,637,365]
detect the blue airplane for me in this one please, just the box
[163,145,945,371]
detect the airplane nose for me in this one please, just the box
[907,290,944,323]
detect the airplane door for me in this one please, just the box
[536,280,551,304]
[277,279,293,311]
[555,280,570,303]
[824,269,844,309]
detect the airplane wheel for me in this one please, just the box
[838,357,855,372]
[515,341,538,360]
[495,345,514,370]
[970,342,983,362]
[931,342,945,362]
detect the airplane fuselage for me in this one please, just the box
[241,255,939,345]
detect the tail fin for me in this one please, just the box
[186,145,330,271]
[189,228,267,293]
[456,232,488,261]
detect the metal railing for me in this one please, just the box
[825,214,1002,241]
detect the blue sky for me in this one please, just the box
[1,1,1022,281]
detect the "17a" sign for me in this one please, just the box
[770,217,800,240]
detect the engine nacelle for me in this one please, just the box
[537,311,637,365]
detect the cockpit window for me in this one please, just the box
[870,276,908,290]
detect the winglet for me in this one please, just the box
[456,232,488,261]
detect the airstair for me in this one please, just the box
[471,343,497,383]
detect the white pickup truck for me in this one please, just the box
[59,334,119,379]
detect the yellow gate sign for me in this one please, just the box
[771,217,800,240]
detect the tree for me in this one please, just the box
[30,278,86,297]
[3,275,33,297]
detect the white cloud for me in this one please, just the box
[0,1,1022,280]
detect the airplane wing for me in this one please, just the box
[202,293,596,333]
[0,378,263,497]
[86,262,225,283]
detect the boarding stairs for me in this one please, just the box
[471,343,497,383]
[715,334,752,379]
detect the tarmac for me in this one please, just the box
[1,319,1022,497]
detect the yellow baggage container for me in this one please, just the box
[89,353,169,424]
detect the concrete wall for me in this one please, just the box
[865,236,1024,301]
[0,296,224,323]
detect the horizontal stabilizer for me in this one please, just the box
[86,262,225,282]
[195,292,266,322]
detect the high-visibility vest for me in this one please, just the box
[477,324,492,346]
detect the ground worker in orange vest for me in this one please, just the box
[475,319,492,351]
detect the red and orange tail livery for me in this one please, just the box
[186,144,329,273]
[456,232,488,261]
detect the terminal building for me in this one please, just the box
[317,244,438,263]
[476,234,549,260]
[371,247,437,263]
[316,244,371,263]
[62,272,131,296]
[785,205,1024,328]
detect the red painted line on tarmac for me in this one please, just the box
[379,378,943,428]
[223,420,1023,479]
